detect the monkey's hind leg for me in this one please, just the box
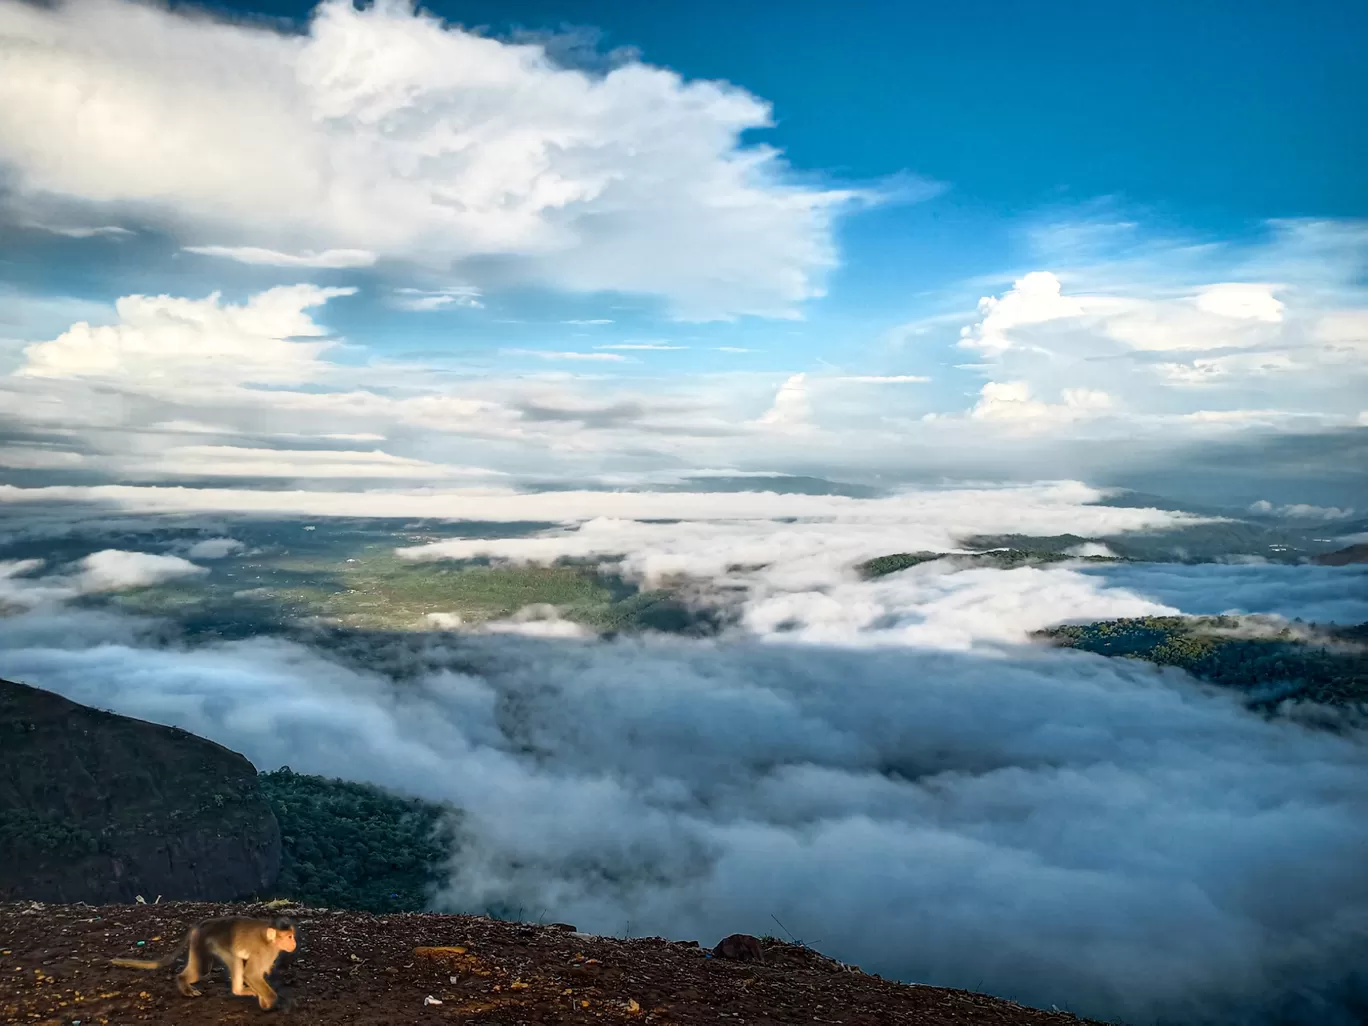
[175,932,205,998]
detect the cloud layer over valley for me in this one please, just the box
[1,484,1366,1024]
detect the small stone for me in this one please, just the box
[423,994,443,1006]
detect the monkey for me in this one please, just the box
[111,915,297,1011]
[712,933,765,963]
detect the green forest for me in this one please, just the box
[1039,616,1368,708]
[259,768,458,912]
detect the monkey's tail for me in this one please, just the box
[110,930,192,971]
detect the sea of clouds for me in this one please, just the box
[2,482,1366,1025]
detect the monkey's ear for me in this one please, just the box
[265,928,277,942]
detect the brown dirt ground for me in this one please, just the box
[0,900,1102,1026]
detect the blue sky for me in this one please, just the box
[0,0,1365,502]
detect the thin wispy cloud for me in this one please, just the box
[501,349,629,362]
[837,374,931,383]
[23,223,134,239]
[594,342,688,351]
[182,245,378,268]
[392,286,483,311]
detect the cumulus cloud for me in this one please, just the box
[968,380,1113,426]
[938,223,1368,437]
[76,548,207,592]
[0,549,206,606]
[16,284,352,385]
[959,271,1086,355]
[1193,282,1285,322]
[754,373,812,429]
[184,536,245,559]
[2,246,1363,507]
[0,0,867,319]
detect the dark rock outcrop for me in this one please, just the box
[0,677,280,903]
[1315,543,1368,566]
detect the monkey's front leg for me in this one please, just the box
[230,957,252,997]
[244,954,281,1010]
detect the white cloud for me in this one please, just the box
[3,546,1366,1024]
[1248,500,1355,521]
[938,223,1368,433]
[959,271,1085,355]
[594,342,687,351]
[392,286,483,311]
[836,374,930,383]
[0,480,1211,536]
[1194,283,1284,322]
[16,284,353,385]
[0,549,206,606]
[970,381,1113,424]
[77,548,207,591]
[1064,541,1116,558]
[563,319,614,326]
[0,446,86,469]
[391,481,1211,593]
[116,444,498,480]
[754,372,811,429]
[502,349,627,362]
[183,245,378,268]
[184,536,245,559]
[23,222,133,239]
[0,0,864,319]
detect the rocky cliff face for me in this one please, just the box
[0,678,281,903]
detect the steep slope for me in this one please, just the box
[0,678,281,904]
[0,899,1103,1026]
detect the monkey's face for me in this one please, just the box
[276,929,297,953]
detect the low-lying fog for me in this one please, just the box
[2,482,1366,1025]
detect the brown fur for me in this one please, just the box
[713,933,765,962]
[111,916,297,1010]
